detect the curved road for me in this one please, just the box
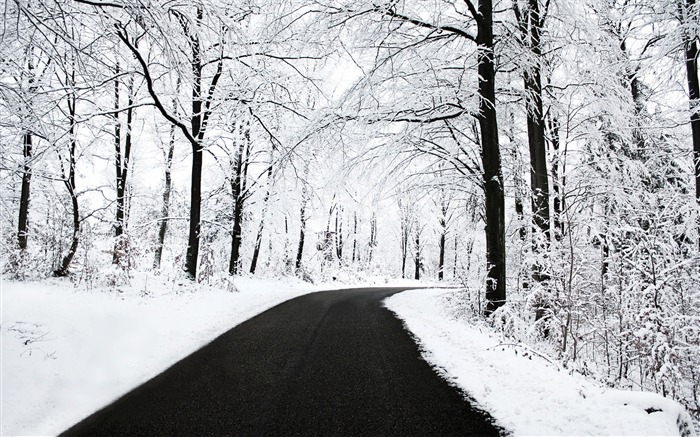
[61,287,502,436]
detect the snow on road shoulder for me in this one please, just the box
[385,288,696,436]
[1,275,318,436]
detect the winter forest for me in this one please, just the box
[2,0,700,426]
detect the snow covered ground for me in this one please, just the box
[4,278,695,436]
[385,288,697,436]
[1,275,320,436]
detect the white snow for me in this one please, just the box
[385,288,697,437]
[0,275,319,436]
[5,279,695,437]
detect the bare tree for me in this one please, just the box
[229,115,251,275]
[250,153,274,274]
[112,66,135,265]
[295,161,311,274]
[680,0,700,247]
[54,69,80,277]
[153,78,180,270]
[115,7,224,280]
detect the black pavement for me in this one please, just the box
[60,287,503,436]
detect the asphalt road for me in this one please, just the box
[61,287,503,436]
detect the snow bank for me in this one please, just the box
[385,288,696,436]
[1,275,318,436]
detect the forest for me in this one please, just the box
[1,0,699,424]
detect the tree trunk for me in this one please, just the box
[113,65,122,243]
[250,160,273,274]
[520,0,551,246]
[513,147,527,241]
[229,121,247,276]
[549,113,564,241]
[284,215,291,270]
[438,228,446,281]
[683,0,700,247]
[414,229,421,280]
[401,251,407,279]
[295,163,310,272]
[184,8,205,280]
[438,190,448,281]
[55,92,79,277]
[18,53,37,251]
[323,203,335,262]
[478,0,506,315]
[507,110,527,242]
[517,0,551,323]
[399,201,409,279]
[185,143,203,279]
[18,131,32,250]
[351,211,358,263]
[153,80,179,270]
[368,212,377,263]
[335,207,343,262]
[453,235,458,279]
[113,73,134,265]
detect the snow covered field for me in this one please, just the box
[385,288,697,436]
[1,276,319,436]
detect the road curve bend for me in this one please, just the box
[61,287,502,436]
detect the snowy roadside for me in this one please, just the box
[0,275,319,436]
[385,288,697,437]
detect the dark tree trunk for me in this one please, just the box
[18,54,37,251]
[295,211,307,272]
[55,91,79,277]
[683,0,700,247]
[18,131,32,250]
[250,160,273,274]
[323,203,335,262]
[113,73,134,264]
[414,229,421,280]
[478,0,506,315]
[153,140,174,270]
[335,207,343,262]
[438,191,448,281]
[368,212,377,263]
[153,81,179,270]
[113,65,122,242]
[185,53,203,279]
[185,144,203,279]
[516,1,551,319]
[515,195,526,240]
[399,202,409,279]
[284,215,291,270]
[508,114,527,242]
[295,164,310,272]
[229,122,247,276]
[438,229,446,281]
[512,145,527,242]
[351,212,358,263]
[453,235,458,279]
[520,0,551,245]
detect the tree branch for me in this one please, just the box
[73,0,129,8]
[462,0,479,22]
[115,25,197,147]
[380,6,477,42]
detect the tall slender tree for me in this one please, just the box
[153,79,180,270]
[680,0,700,246]
[113,67,135,265]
